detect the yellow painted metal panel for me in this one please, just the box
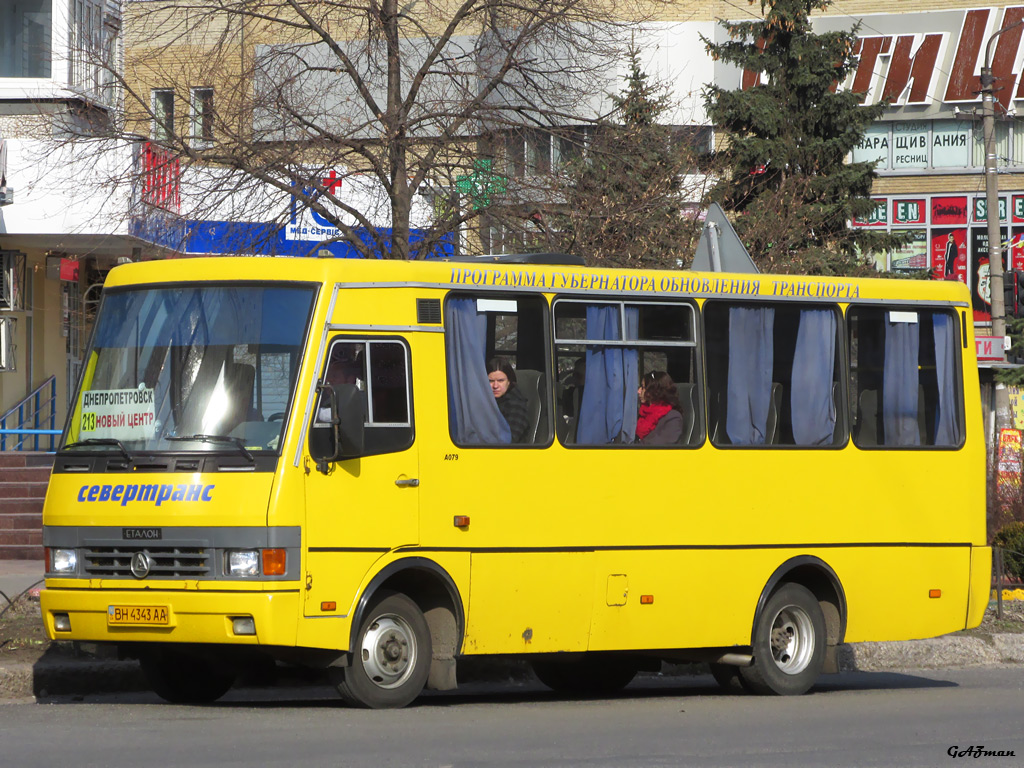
[40,588,301,647]
[464,552,592,654]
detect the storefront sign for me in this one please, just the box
[973,196,1009,223]
[976,335,1005,361]
[997,428,1023,507]
[852,199,887,227]
[741,7,1024,110]
[893,198,926,225]
[932,196,969,225]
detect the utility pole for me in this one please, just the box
[981,49,1007,354]
[981,19,1024,360]
[980,19,1024,435]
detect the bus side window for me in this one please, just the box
[310,337,413,459]
[848,307,962,448]
[553,299,700,447]
[445,294,551,447]
[705,301,843,448]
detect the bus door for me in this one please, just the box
[303,336,418,618]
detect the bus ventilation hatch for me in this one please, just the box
[417,299,442,324]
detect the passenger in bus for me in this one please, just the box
[487,357,530,443]
[636,371,683,445]
[561,357,586,417]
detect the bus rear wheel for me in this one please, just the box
[334,591,431,709]
[140,648,235,704]
[531,654,638,695]
[739,583,825,696]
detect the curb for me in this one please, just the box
[3,634,1024,702]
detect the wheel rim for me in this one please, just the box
[767,603,815,674]
[359,613,418,689]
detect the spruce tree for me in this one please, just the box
[703,0,906,274]
[556,48,703,269]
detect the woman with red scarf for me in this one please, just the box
[636,371,683,445]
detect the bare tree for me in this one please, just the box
[67,0,665,260]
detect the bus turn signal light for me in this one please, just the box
[321,602,337,611]
[453,515,470,528]
[929,589,942,599]
[262,549,287,576]
[640,595,654,605]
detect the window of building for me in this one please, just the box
[190,87,214,145]
[68,0,117,100]
[445,294,550,446]
[705,301,843,448]
[312,338,413,458]
[0,0,52,78]
[848,307,962,448]
[152,89,175,141]
[553,299,700,447]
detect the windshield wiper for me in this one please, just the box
[166,434,254,462]
[63,438,133,463]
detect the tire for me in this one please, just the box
[140,648,235,704]
[531,654,638,696]
[738,583,826,696]
[709,662,750,694]
[334,591,431,709]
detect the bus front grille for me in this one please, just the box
[82,547,211,578]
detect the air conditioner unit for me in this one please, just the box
[0,316,15,372]
[0,251,26,311]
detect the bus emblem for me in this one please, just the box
[130,552,152,579]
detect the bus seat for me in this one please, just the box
[675,382,697,445]
[918,384,928,444]
[515,369,543,444]
[855,388,880,445]
[221,362,256,433]
[765,383,782,445]
[710,390,728,445]
[831,381,843,444]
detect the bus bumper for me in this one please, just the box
[967,545,993,629]
[40,586,302,648]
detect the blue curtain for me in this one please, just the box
[726,306,775,445]
[933,313,960,446]
[445,298,510,444]
[882,314,920,446]
[576,305,639,444]
[791,310,837,446]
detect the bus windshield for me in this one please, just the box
[62,284,316,455]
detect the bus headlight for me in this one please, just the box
[49,548,78,575]
[226,550,260,577]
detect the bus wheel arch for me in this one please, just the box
[350,558,464,694]
[754,556,847,652]
[738,556,847,695]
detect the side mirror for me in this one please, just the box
[309,382,366,472]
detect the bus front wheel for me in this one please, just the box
[334,591,431,709]
[738,583,825,696]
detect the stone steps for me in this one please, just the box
[0,453,53,561]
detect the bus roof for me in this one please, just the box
[102,255,972,307]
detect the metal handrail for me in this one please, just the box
[0,376,58,451]
[992,545,1024,619]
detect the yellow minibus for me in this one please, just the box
[41,254,990,707]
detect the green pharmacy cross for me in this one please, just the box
[455,159,507,211]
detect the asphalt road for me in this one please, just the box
[2,667,1022,768]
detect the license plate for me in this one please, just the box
[107,605,170,626]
